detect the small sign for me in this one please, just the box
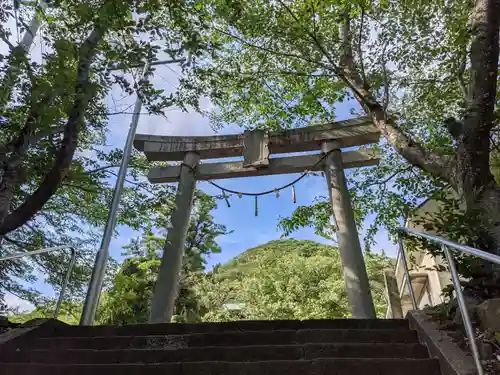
[243,130,270,168]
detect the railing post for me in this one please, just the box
[395,226,500,375]
[54,248,77,318]
[397,235,418,311]
[0,246,76,319]
[441,244,484,375]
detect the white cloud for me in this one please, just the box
[132,59,240,137]
[4,293,35,313]
[138,107,214,137]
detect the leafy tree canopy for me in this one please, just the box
[0,0,208,309]
[178,0,500,264]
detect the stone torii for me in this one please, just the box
[134,117,381,323]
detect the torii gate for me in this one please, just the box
[134,117,381,323]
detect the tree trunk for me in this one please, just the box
[470,183,500,256]
[455,0,500,254]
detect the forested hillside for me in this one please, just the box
[195,239,394,321]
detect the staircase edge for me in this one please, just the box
[408,311,476,375]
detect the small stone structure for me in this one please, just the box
[476,298,500,331]
[386,198,453,318]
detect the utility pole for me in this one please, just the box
[80,58,186,326]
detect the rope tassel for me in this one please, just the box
[292,185,296,204]
[255,196,258,216]
[222,190,231,208]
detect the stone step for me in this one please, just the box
[42,319,409,338]
[28,329,419,350]
[0,358,441,375]
[2,343,429,364]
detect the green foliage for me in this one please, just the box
[4,0,499,320]
[97,193,228,325]
[0,151,178,312]
[195,239,394,321]
[181,0,474,132]
[406,192,500,298]
[97,252,159,325]
[8,301,82,325]
[279,198,334,240]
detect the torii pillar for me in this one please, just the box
[323,141,376,318]
[149,152,199,323]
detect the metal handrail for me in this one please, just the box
[398,227,500,375]
[397,234,419,310]
[0,245,77,318]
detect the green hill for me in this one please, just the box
[197,239,393,321]
[216,239,335,279]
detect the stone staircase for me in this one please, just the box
[0,319,441,374]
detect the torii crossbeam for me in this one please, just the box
[134,116,381,323]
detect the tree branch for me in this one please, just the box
[381,41,390,111]
[2,235,30,249]
[357,8,367,86]
[490,135,500,154]
[104,169,156,195]
[214,27,326,69]
[334,10,455,185]
[106,111,150,116]
[262,81,309,126]
[61,183,99,194]
[0,94,54,156]
[0,33,15,50]
[0,92,53,222]
[0,45,31,112]
[464,0,499,132]
[353,166,413,190]
[0,24,107,235]
[265,2,455,185]
[81,164,120,175]
[228,70,334,78]
[311,0,317,37]
[275,0,371,107]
